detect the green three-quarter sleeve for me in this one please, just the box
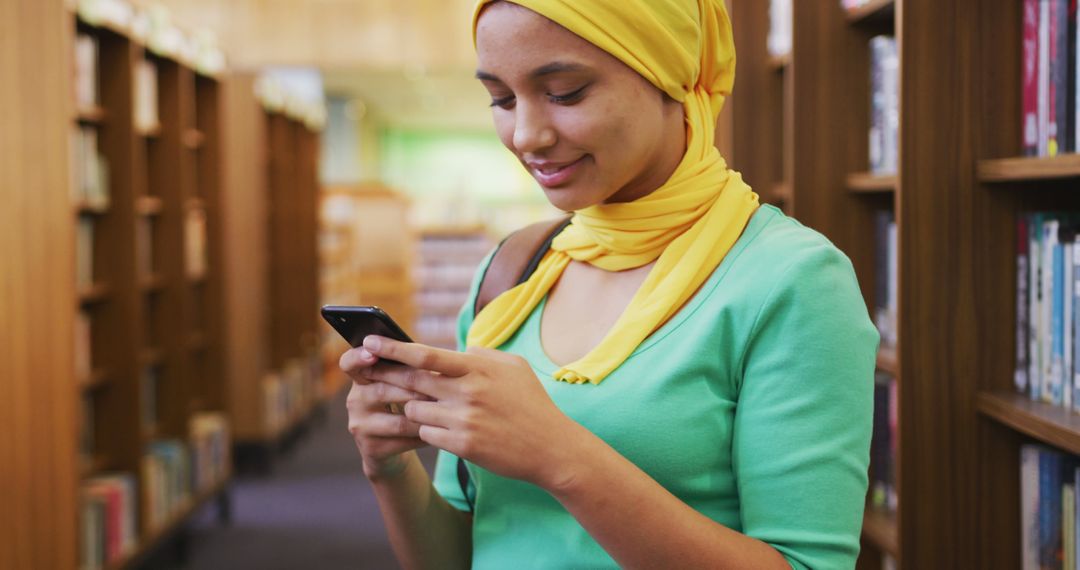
[732,240,880,569]
[432,248,495,512]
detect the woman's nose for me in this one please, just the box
[512,101,557,153]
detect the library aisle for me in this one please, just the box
[184,387,428,570]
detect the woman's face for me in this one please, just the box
[475,2,686,211]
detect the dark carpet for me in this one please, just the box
[181,387,438,570]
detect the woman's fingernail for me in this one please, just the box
[359,348,372,360]
[363,336,382,352]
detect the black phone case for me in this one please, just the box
[320,305,413,348]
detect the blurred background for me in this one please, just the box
[17,0,1051,569]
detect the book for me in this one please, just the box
[184,206,207,279]
[869,36,899,174]
[76,217,94,287]
[1026,0,1041,156]
[1022,444,1041,570]
[134,59,159,133]
[1019,215,1031,394]
[74,34,98,109]
[1041,0,1052,156]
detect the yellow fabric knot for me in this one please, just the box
[466,0,759,384]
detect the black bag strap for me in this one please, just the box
[456,216,572,512]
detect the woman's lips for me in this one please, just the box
[527,156,586,187]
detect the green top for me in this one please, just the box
[432,205,879,569]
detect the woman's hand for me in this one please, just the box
[361,335,584,490]
[339,345,431,481]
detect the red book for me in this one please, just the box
[1026,0,1040,156]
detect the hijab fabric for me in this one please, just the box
[466,0,760,385]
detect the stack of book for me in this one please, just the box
[81,473,137,570]
[1021,444,1080,569]
[870,371,898,513]
[1021,0,1079,157]
[74,33,98,110]
[141,440,191,530]
[1015,213,1080,408]
[767,0,792,59]
[133,59,158,133]
[72,128,109,209]
[184,205,207,279]
[189,412,230,492]
[874,211,898,349]
[76,218,95,288]
[869,35,899,175]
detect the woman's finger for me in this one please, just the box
[402,400,454,429]
[339,346,379,380]
[364,336,470,377]
[362,410,423,438]
[356,381,428,408]
[354,436,427,459]
[364,360,453,400]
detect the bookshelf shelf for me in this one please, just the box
[862,507,899,558]
[137,123,162,138]
[78,282,111,305]
[136,195,163,216]
[766,53,791,72]
[140,348,164,367]
[75,201,109,216]
[876,346,898,377]
[847,172,897,194]
[182,128,205,150]
[845,0,895,25]
[771,182,793,203]
[80,454,110,479]
[79,368,109,391]
[977,153,1080,183]
[141,273,165,291]
[977,392,1080,457]
[76,105,106,124]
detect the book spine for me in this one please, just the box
[1066,239,1074,409]
[1054,0,1070,155]
[1024,444,1042,570]
[1056,235,1067,405]
[1045,219,1060,402]
[1027,0,1042,155]
[1021,216,1032,394]
[1068,0,1077,152]
[1043,0,1054,156]
[1072,238,1080,411]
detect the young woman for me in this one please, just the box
[339,1,879,568]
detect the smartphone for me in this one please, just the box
[321,305,413,348]
[322,305,412,414]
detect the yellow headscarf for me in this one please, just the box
[466,0,760,385]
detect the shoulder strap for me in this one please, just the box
[473,216,573,317]
[456,215,570,513]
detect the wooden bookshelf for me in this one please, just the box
[221,73,325,468]
[77,104,107,124]
[876,346,899,377]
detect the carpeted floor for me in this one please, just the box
[181,388,437,570]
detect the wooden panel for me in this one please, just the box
[0,1,78,568]
[221,73,271,440]
[898,0,983,566]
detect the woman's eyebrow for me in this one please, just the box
[475,62,590,82]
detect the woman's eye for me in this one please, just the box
[549,86,587,104]
[489,95,515,109]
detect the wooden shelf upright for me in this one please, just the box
[222,73,325,473]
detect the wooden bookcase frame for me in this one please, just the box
[69,12,232,568]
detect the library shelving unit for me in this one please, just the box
[732,0,905,567]
[413,226,495,350]
[67,7,234,569]
[224,73,326,473]
[319,183,416,394]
